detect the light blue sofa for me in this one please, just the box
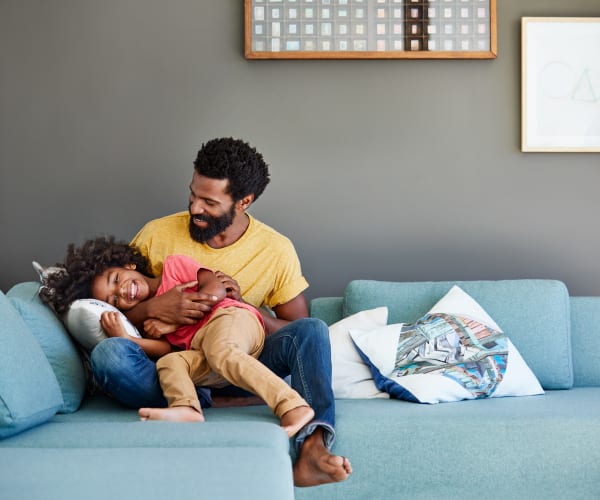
[1,279,599,499]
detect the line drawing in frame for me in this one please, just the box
[245,0,497,60]
[522,17,600,152]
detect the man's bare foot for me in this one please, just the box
[138,406,205,422]
[280,406,315,438]
[293,427,352,487]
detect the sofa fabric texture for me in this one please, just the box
[0,291,64,439]
[7,282,86,413]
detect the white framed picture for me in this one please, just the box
[522,17,600,152]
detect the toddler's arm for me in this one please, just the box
[143,318,177,338]
[196,268,227,302]
[100,311,172,358]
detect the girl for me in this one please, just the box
[41,236,314,437]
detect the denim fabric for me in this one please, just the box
[90,317,335,450]
[256,318,336,452]
[90,338,212,409]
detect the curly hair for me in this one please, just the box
[39,236,151,315]
[194,137,270,203]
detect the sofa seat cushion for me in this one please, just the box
[7,282,86,413]
[295,388,600,500]
[343,279,572,389]
[0,446,293,500]
[0,420,289,450]
[0,291,63,439]
[0,416,294,500]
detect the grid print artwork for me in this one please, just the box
[248,0,494,55]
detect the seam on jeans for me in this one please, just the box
[290,333,312,407]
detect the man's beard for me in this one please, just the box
[188,204,236,243]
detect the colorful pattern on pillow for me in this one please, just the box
[349,285,544,404]
[395,313,507,398]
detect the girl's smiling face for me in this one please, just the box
[91,264,151,311]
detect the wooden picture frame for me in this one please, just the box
[522,17,600,153]
[245,0,497,60]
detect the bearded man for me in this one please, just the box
[90,137,351,487]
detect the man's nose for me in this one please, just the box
[189,199,206,213]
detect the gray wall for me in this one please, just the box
[1,0,599,301]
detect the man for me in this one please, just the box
[90,137,351,487]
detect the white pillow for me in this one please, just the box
[349,286,544,404]
[329,307,389,399]
[63,299,141,352]
[431,285,544,399]
[428,284,501,329]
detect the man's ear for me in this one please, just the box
[238,194,254,210]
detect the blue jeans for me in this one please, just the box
[90,318,335,452]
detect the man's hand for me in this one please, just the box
[147,281,218,325]
[143,319,177,339]
[214,271,243,301]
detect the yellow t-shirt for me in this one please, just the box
[130,211,309,309]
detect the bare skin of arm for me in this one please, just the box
[142,268,227,339]
[100,311,172,359]
[266,294,309,331]
[214,271,309,334]
[195,268,227,303]
[124,280,218,329]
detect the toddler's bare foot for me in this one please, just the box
[138,406,205,422]
[280,405,315,438]
[293,427,352,487]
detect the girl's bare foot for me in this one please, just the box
[280,405,315,438]
[138,406,205,422]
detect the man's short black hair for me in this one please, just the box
[194,137,270,202]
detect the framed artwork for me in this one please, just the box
[522,17,600,152]
[245,0,497,60]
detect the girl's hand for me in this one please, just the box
[143,318,177,339]
[100,311,130,338]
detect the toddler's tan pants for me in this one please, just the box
[156,307,307,418]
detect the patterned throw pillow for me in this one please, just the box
[349,286,544,404]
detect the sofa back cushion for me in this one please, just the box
[0,291,64,439]
[7,282,86,412]
[569,297,600,387]
[343,279,572,390]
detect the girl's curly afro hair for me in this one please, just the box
[39,236,151,314]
